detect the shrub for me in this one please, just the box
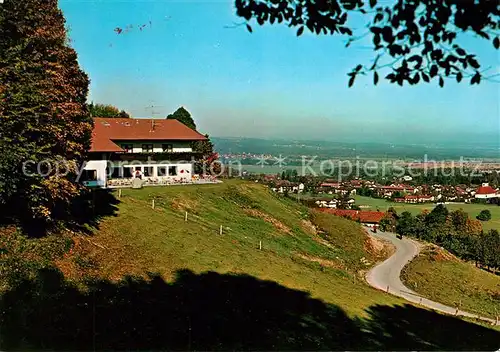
[476,210,491,222]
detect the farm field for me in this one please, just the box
[354,195,500,232]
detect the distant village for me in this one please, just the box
[253,174,500,229]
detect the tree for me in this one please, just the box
[165,107,218,175]
[193,134,220,175]
[166,106,197,130]
[395,211,415,237]
[426,204,449,225]
[476,209,492,221]
[235,0,499,87]
[88,102,130,118]
[450,209,468,233]
[0,0,92,230]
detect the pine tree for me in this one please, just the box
[0,0,92,229]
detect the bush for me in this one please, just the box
[476,209,491,221]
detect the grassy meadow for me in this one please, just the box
[64,180,399,317]
[2,180,499,350]
[402,245,500,319]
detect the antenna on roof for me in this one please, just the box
[145,103,163,119]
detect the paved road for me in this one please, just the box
[365,229,499,326]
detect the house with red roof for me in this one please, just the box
[474,183,499,200]
[318,209,385,228]
[82,118,208,188]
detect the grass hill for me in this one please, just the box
[1,180,499,350]
[58,180,396,316]
[402,245,500,319]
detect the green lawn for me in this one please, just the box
[402,245,500,319]
[76,180,399,318]
[354,195,500,231]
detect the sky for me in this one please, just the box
[60,0,500,146]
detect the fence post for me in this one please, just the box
[118,189,122,198]
[152,199,155,209]
[259,241,262,250]
[219,225,223,235]
[185,211,188,222]
[386,285,389,293]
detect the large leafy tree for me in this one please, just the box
[235,0,499,86]
[166,107,220,174]
[166,106,197,130]
[0,0,92,230]
[88,102,130,118]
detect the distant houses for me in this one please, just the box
[318,208,385,228]
[393,195,434,204]
[265,174,496,207]
[270,181,305,194]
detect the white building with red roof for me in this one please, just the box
[82,118,209,188]
[474,183,499,199]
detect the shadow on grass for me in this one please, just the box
[68,188,120,233]
[6,188,120,237]
[1,268,498,351]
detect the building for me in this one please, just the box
[315,199,338,208]
[318,209,385,228]
[474,183,499,199]
[393,195,434,203]
[82,118,208,188]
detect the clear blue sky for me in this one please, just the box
[60,0,499,146]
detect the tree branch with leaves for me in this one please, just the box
[235,0,499,87]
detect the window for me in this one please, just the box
[162,144,173,152]
[121,144,133,153]
[81,170,97,181]
[123,167,132,178]
[158,166,167,176]
[142,144,153,153]
[144,167,154,177]
[111,166,121,178]
[168,166,177,176]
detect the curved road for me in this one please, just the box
[365,229,499,326]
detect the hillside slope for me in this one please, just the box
[402,245,500,319]
[60,180,397,317]
[2,180,499,350]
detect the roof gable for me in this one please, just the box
[90,118,207,152]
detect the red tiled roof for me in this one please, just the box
[90,118,207,152]
[476,185,497,195]
[321,182,340,187]
[318,209,385,224]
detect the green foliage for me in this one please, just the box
[476,209,492,222]
[88,102,130,118]
[165,106,218,174]
[394,206,500,271]
[0,228,72,290]
[0,0,92,230]
[236,0,499,86]
[166,106,196,130]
